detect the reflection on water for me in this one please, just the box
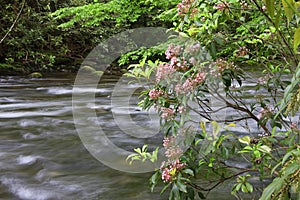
[0,74,256,200]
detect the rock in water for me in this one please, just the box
[29,72,43,78]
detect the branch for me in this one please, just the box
[0,0,25,45]
[211,89,272,135]
[187,169,257,192]
[217,116,252,123]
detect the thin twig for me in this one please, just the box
[250,0,298,65]
[0,0,25,45]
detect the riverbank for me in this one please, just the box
[0,61,126,77]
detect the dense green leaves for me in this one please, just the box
[51,0,180,28]
[0,0,179,73]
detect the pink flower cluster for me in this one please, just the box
[175,72,206,94]
[161,166,173,182]
[161,107,175,120]
[177,0,197,16]
[189,57,197,65]
[157,44,198,83]
[165,147,183,160]
[156,63,175,82]
[257,75,269,85]
[163,136,183,159]
[165,44,181,59]
[156,43,202,83]
[194,72,206,84]
[211,58,236,76]
[290,122,298,130]
[149,89,163,100]
[187,43,201,53]
[177,106,186,114]
[161,159,186,183]
[182,78,195,91]
[171,57,189,71]
[236,46,249,57]
[214,1,230,11]
[163,136,175,148]
[257,107,273,119]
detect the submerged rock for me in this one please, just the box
[92,70,104,78]
[80,65,96,73]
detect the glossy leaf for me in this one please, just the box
[282,0,295,23]
[293,27,300,52]
[258,145,271,153]
[239,136,251,145]
[176,180,187,193]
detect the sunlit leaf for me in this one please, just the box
[294,27,300,52]
[227,123,236,127]
[282,0,295,23]
[211,121,220,138]
[238,136,251,145]
[169,168,177,176]
[265,0,275,19]
[258,145,271,153]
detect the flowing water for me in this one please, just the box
[0,73,264,200]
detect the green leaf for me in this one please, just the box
[151,171,159,184]
[258,145,271,153]
[239,146,253,153]
[171,183,180,200]
[134,147,142,154]
[161,183,171,195]
[296,1,300,13]
[234,183,242,193]
[260,177,285,200]
[150,171,159,192]
[182,169,194,176]
[275,5,282,29]
[245,182,253,193]
[282,150,294,164]
[176,180,187,193]
[266,0,275,19]
[282,0,295,23]
[142,144,148,152]
[294,27,300,52]
[211,121,220,138]
[241,184,248,193]
[150,147,159,162]
[187,187,195,199]
[239,136,251,145]
[254,150,261,158]
[283,162,299,177]
[271,162,282,175]
[198,192,206,199]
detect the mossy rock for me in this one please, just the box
[29,72,43,78]
[92,70,104,78]
[80,65,96,73]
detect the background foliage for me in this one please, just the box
[0,0,178,74]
